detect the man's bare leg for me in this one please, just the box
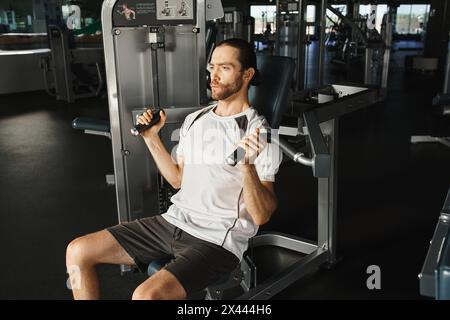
[66,229,134,300]
[132,269,187,300]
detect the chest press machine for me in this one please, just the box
[74,0,381,299]
[232,79,381,299]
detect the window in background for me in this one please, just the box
[306,5,315,35]
[395,4,430,35]
[306,4,316,23]
[250,5,277,35]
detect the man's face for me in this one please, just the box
[207,45,246,101]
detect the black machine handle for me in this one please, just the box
[225,147,247,166]
[225,130,271,166]
[131,109,162,136]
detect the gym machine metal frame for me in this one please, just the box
[327,4,393,92]
[419,188,450,299]
[102,0,210,232]
[275,1,392,92]
[234,84,380,299]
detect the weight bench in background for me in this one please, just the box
[40,25,105,103]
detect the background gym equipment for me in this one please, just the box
[326,4,393,91]
[411,36,450,148]
[40,24,105,103]
[419,188,450,300]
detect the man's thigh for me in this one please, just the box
[106,215,174,271]
[73,229,135,266]
[165,230,240,296]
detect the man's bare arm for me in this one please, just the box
[144,135,183,189]
[238,127,278,225]
[241,164,277,225]
[137,110,183,189]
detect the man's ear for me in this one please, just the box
[244,68,256,82]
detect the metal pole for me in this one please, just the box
[305,37,310,89]
[296,0,307,91]
[328,118,338,264]
[381,7,393,90]
[196,0,208,105]
[318,0,327,85]
[101,0,129,224]
[318,118,338,264]
[275,0,281,55]
[444,37,450,94]
[352,1,360,44]
[364,47,372,85]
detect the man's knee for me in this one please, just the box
[132,287,162,300]
[131,271,187,300]
[66,235,95,266]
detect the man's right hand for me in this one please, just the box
[136,109,166,139]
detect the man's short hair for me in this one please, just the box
[215,38,261,86]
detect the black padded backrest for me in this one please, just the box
[248,55,295,128]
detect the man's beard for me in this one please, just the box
[211,77,244,101]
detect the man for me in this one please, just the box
[66,38,281,300]
[118,4,136,20]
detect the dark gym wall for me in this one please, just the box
[0,1,33,15]
[76,0,104,19]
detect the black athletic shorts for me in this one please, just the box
[106,215,239,295]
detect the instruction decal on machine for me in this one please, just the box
[156,0,193,20]
[113,0,196,27]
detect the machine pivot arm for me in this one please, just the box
[277,111,330,178]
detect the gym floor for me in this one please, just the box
[1,42,449,299]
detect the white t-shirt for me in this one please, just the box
[162,105,282,260]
